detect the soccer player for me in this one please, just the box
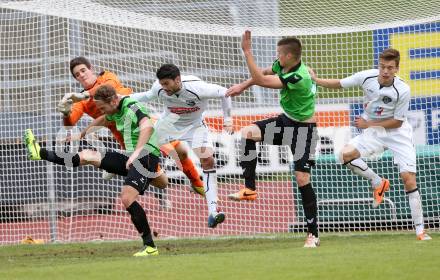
[309,48,431,240]
[25,84,165,256]
[131,63,232,228]
[226,31,320,247]
[58,57,205,199]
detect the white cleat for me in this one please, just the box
[416,231,432,241]
[102,170,116,180]
[304,233,320,248]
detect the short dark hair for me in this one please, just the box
[156,63,181,80]
[277,37,302,59]
[94,84,117,103]
[70,56,92,77]
[379,48,400,67]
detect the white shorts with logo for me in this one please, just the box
[349,121,416,173]
[155,117,213,150]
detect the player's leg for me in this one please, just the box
[187,126,225,228]
[228,122,267,201]
[341,137,389,208]
[193,145,225,228]
[121,153,162,256]
[389,128,431,240]
[24,128,104,168]
[287,119,320,248]
[161,140,204,196]
[401,172,430,240]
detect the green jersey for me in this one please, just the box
[272,60,317,121]
[105,97,160,156]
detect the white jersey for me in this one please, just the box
[340,69,411,122]
[132,75,232,130]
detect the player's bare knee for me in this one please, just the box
[120,186,138,208]
[79,150,102,167]
[175,145,189,160]
[296,172,310,186]
[151,174,168,189]
[200,156,215,170]
[401,172,416,190]
[241,125,261,141]
[341,145,359,163]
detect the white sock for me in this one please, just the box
[345,158,382,187]
[203,169,218,215]
[407,188,425,235]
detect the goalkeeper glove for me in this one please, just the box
[57,91,90,116]
[57,98,73,116]
[63,91,90,103]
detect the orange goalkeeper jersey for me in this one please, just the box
[63,71,132,148]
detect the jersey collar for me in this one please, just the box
[283,60,302,74]
[379,77,395,89]
[117,96,129,110]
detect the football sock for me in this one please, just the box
[344,158,382,187]
[407,188,425,235]
[240,138,257,190]
[181,157,203,187]
[203,169,218,214]
[299,183,318,237]
[40,148,80,167]
[126,201,155,247]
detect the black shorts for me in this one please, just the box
[99,151,160,195]
[254,114,318,173]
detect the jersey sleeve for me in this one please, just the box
[131,81,160,102]
[127,102,150,126]
[197,81,228,99]
[393,89,411,121]
[63,100,86,126]
[340,70,375,88]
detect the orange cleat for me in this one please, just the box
[416,231,432,241]
[228,187,257,201]
[372,179,390,208]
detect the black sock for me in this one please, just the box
[40,148,80,167]
[126,201,155,247]
[239,138,257,190]
[299,183,318,237]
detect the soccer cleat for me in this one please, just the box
[133,245,159,257]
[207,212,225,228]
[24,129,41,160]
[372,179,390,208]
[303,233,320,248]
[416,231,432,241]
[189,183,205,197]
[228,187,257,201]
[102,170,116,180]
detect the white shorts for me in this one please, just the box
[155,119,213,150]
[349,121,416,173]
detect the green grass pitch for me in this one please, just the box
[1,232,438,280]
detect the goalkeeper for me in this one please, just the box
[25,84,166,256]
[58,57,205,198]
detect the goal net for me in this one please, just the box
[1,0,439,244]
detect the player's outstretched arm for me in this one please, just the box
[308,67,342,89]
[226,66,274,97]
[241,30,283,89]
[131,90,158,103]
[79,115,108,139]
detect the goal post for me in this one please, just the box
[1,0,440,244]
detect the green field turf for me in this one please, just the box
[1,232,438,280]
